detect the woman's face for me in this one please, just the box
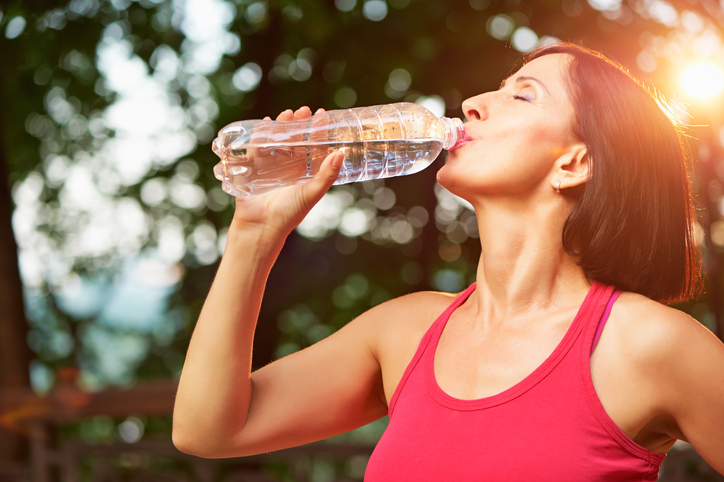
[438,53,582,201]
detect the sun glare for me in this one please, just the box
[681,62,724,99]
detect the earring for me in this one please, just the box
[555,181,561,193]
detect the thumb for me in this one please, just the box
[299,149,346,205]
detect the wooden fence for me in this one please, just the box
[0,380,720,481]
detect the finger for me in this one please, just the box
[311,108,328,125]
[299,149,345,206]
[294,106,312,120]
[253,116,274,144]
[275,109,294,122]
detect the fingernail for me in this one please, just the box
[332,150,345,169]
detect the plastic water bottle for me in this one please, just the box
[211,102,468,198]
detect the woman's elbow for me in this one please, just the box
[172,422,216,458]
[172,423,249,459]
[172,426,204,457]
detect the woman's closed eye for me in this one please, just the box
[512,91,534,102]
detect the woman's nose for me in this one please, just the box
[461,94,489,122]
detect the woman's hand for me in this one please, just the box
[230,106,345,243]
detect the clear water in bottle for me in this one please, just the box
[212,103,466,198]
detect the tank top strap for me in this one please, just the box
[578,282,618,356]
[388,283,477,417]
[591,289,623,355]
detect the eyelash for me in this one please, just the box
[512,94,532,102]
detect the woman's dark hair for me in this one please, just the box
[523,42,702,303]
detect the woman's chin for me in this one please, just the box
[435,163,455,186]
[437,164,467,192]
[436,168,473,202]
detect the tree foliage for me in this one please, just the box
[1,0,723,399]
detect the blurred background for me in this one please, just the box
[1,0,724,480]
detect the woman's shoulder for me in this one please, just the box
[614,292,706,335]
[364,289,463,334]
[360,289,465,366]
[610,293,724,458]
[380,289,462,311]
[609,291,719,368]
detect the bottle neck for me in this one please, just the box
[440,117,465,150]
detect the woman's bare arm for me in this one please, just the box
[659,310,724,473]
[172,107,391,457]
[172,216,390,457]
[625,299,724,473]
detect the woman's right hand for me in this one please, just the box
[229,106,345,244]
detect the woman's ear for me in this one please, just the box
[552,143,588,191]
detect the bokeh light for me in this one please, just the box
[681,62,724,99]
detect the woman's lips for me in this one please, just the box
[448,127,474,152]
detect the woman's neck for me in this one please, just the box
[466,197,591,324]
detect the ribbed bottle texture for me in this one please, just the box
[212,102,465,198]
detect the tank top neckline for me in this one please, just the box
[424,281,608,411]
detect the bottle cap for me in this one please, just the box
[440,117,470,150]
[448,120,472,152]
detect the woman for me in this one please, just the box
[172,43,724,479]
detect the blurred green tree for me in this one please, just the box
[1,0,723,467]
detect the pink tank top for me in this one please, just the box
[364,281,666,481]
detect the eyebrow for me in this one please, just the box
[500,75,551,96]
